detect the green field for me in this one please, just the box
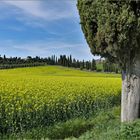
[0,66,122,139]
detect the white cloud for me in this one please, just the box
[0,39,94,60]
[12,41,85,54]
[2,0,77,21]
[0,1,96,60]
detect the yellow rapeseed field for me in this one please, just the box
[0,66,121,133]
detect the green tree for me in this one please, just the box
[69,55,72,67]
[77,0,140,122]
[85,61,90,70]
[91,59,96,71]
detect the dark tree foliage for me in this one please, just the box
[77,0,140,70]
[103,59,120,73]
[0,54,121,73]
[0,55,98,71]
[91,59,96,71]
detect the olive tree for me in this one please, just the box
[77,0,140,122]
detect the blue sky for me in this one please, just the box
[0,0,98,60]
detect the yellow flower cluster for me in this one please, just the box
[0,66,121,133]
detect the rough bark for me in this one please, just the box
[121,51,140,122]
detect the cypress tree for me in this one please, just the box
[77,0,140,122]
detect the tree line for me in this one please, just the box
[103,60,120,73]
[0,54,120,73]
[0,55,96,71]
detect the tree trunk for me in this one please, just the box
[121,51,140,122]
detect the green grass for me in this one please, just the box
[0,65,120,78]
[4,105,140,140]
[3,106,121,140]
[28,106,140,140]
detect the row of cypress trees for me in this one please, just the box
[48,55,96,71]
[103,60,120,73]
[0,55,120,73]
[0,55,96,71]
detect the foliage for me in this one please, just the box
[0,54,97,71]
[67,108,140,140]
[2,106,121,140]
[121,120,140,139]
[0,54,120,73]
[0,66,121,136]
[0,63,46,69]
[77,0,140,69]
[103,59,120,73]
[91,59,96,71]
[46,118,93,139]
[70,106,121,140]
[3,105,140,140]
